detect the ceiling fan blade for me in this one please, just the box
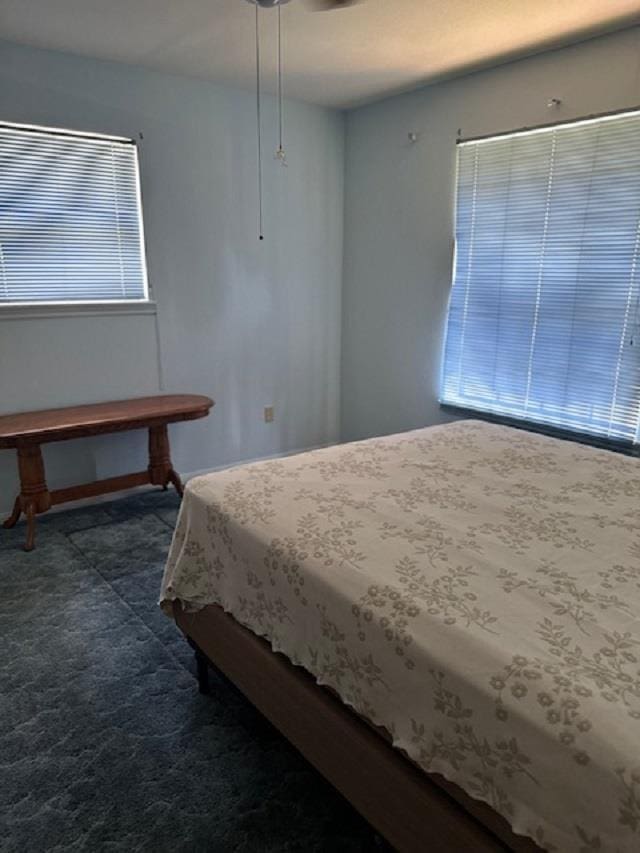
[306,0,362,10]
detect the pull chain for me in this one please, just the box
[275,3,287,166]
[255,1,264,240]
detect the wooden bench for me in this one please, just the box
[0,394,214,551]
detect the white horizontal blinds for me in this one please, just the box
[0,124,148,303]
[441,110,640,444]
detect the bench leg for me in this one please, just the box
[148,425,183,497]
[3,496,21,529]
[14,445,51,552]
[167,468,184,498]
[24,501,37,552]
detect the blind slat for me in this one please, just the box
[441,109,640,445]
[0,123,148,304]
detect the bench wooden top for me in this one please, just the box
[0,394,214,448]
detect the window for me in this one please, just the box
[0,122,149,305]
[441,109,640,446]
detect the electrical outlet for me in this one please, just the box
[264,406,274,423]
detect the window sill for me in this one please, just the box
[0,301,157,321]
[439,402,639,457]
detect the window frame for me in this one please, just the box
[439,105,640,452]
[0,120,152,313]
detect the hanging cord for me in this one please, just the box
[278,4,284,156]
[275,3,287,165]
[255,1,264,240]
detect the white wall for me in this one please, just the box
[2,26,639,512]
[0,41,344,512]
[341,27,640,441]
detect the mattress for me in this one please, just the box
[160,420,640,852]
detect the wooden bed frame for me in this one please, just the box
[174,602,542,853]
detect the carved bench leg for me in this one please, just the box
[148,425,184,497]
[167,468,184,498]
[15,445,51,552]
[3,496,21,529]
[24,501,37,552]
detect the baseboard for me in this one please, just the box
[181,440,335,483]
[0,441,336,519]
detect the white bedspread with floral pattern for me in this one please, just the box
[161,420,640,852]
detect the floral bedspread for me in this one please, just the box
[160,420,640,852]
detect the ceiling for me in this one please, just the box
[0,0,639,109]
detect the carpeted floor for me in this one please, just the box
[0,489,387,853]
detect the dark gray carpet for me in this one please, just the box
[0,490,387,852]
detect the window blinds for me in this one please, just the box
[441,109,640,445]
[0,123,148,304]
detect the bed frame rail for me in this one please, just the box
[174,602,541,853]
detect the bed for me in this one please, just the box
[160,420,640,852]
